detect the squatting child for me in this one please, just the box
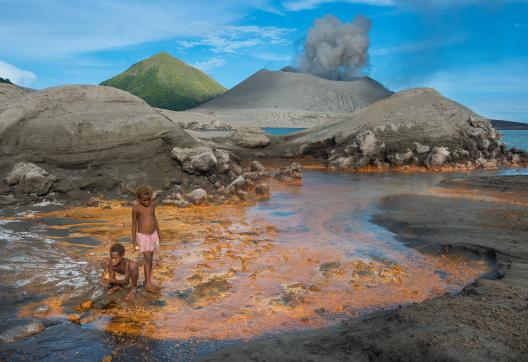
[132,185,162,292]
[101,242,139,300]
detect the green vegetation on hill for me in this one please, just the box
[100,52,226,111]
[0,77,13,84]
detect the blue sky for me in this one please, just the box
[1,0,527,122]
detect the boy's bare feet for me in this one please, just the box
[144,283,158,293]
[125,288,136,300]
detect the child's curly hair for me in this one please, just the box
[110,242,125,256]
[136,185,153,199]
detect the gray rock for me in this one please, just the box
[285,162,303,179]
[242,171,260,181]
[0,321,45,343]
[214,149,230,173]
[357,130,378,157]
[329,156,353,169]
[276,162,303,180]
[232,127,270,148]
[413,142,430,154]
[185,188,207,204]
[229,163,243,176]
[255,183,270,195]
[171,146,217,175]
[250,160,265,172]
[451,148,470,162]
[428,147,451,167]
[228,175,246,189]
[4,162,58,195]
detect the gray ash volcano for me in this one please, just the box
[193,68,392,128]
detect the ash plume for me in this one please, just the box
[297,15,371,80]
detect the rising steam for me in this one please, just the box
[297,15,371,80]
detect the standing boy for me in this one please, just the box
[132,185,162,292]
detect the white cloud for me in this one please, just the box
[0,0,283,58]
[282,0,527,11]
[283,0,393,11]
[193,57,226,72]
[178,25,295,54]
[0,60,37,86]
[250,51,292,61]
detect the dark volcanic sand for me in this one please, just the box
[201,175,528,362]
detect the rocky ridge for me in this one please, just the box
[262,88,527,170]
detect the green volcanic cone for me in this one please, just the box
[101,52,226,111]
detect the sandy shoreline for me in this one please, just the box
[201,174,528,361]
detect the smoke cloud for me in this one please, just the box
[297,15,372,80]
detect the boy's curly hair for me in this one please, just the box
[136,185,153,199]
[110,242,125,256]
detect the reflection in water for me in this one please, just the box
[1,171,492,341]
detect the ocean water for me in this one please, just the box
[500,130,528,151]
[262,127,305,135]
[263,128,528,152]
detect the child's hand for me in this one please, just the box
[134,244,140,252]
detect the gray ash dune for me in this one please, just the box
[193,69,392,128]
[264,88,525,169]
[0,83,33,112]
[0,85,205,200]
[0,85,198,167]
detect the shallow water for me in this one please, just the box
[262,127,305,135]
[1,169,518,359]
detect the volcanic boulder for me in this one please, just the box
[232,127,270,148]
[5,162,58,195]
[186,188,208,204]
[427,147,451,167]
[171,146,217,175]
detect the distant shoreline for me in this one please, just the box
[491,119,528,130]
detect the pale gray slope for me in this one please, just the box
[197,69,391,112]
[192,69,392,128]
[0,83,33,112]
[281,88,495,151]
[0,85,198,168]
